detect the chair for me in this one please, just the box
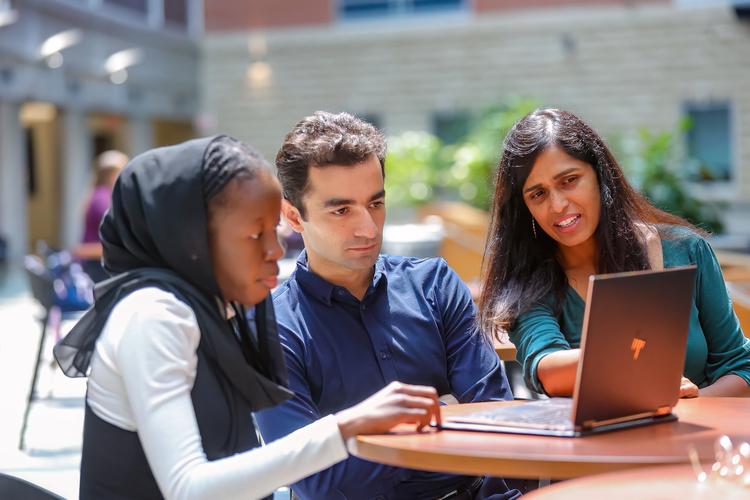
[0,472,64,499]
[727,281,750,338]
[18,255,84,450]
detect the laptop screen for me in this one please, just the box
[572,266,696,429]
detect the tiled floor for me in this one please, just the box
[0,270,85,499]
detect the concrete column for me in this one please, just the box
[59,108,93,249]
[128,115,153,157]
[0,100,28,262]
[188,0,204,38]
[148,0,165,29]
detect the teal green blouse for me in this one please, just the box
[509,227,750,394]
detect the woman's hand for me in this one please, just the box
[679,376,699,398]
[335,381,441,440]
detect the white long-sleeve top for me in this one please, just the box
[87,286,348,500]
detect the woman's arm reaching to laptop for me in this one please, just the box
[698,374,750,397]
[535,356,750,399]
[537,350,580,397]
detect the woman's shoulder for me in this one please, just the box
[112,286,194,317]
[657,224,712,263]
[104,287,200,349]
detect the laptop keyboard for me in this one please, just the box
[451,398,574,431]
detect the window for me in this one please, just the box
[432,111,470,144]
[164,0,188,28]
[339,0,464,19]
[25,128,36,196]
[684,103,732,182]
[104,0,147,15]
[355,113,382,129]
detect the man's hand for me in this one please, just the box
[679,376,699,398]
[336,381,442,440]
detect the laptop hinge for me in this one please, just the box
[582,407,672,430]
[655,405,673,416]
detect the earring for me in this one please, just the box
[532,218,538,239]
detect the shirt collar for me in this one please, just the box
[215,296,237,320]
[293,250,388,305]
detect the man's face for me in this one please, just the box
[286,154,385,277]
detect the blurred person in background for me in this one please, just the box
[73,150,129,282]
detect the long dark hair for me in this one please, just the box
[478,109,696,340]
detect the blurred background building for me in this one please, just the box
[1,0,750,263]
[201,0,750,246]
[2,2,750,496]
[0,0,200,262]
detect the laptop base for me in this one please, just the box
[438,412,677,437]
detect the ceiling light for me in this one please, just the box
[104,48,142,74]
[40,29,82,59]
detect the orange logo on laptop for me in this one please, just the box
[631,338,646,360]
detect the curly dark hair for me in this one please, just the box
[477,108,697,341]
[275,111,386,218]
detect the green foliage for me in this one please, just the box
[386,101,724,233]
[615,122,724,234]
[384,132,449,207]
[444,99,538,209]
[385,99,537,209]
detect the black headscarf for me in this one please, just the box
[55,135,292,419]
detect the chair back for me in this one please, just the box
[24,255,56,311]
[0,473,64,500]
[727,282,750,338]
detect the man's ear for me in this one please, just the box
[281,199,304,233]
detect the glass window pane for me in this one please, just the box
[341,0,391,17]
[351,112,381,129]
[104,0,147,14]
[164,0,188,27]
[686,105,731,182]
[433,111,470,144]
[412,0,463,12]
[340,0,463,18]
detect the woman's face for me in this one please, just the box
[208,170,284,305]
[522,145,601,252]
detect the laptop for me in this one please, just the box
[441,265,697,437]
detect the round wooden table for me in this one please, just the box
[524,464,750,499]
[348,398,750,480]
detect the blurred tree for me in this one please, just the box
[442,98,537,209]
[615,121,724,234]
[386,102,723,233]
[385,98,536,209]
[385,131,448,207]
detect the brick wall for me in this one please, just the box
[205,0,333,31]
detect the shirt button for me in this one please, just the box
[361,303,367,310]
[379,351,388,359]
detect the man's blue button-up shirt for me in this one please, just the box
[255,252,512,499]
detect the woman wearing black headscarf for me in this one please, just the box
[55,136,441,500]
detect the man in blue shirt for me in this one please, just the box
[255,111,517,499]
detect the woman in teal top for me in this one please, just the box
[477,108,750,398]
